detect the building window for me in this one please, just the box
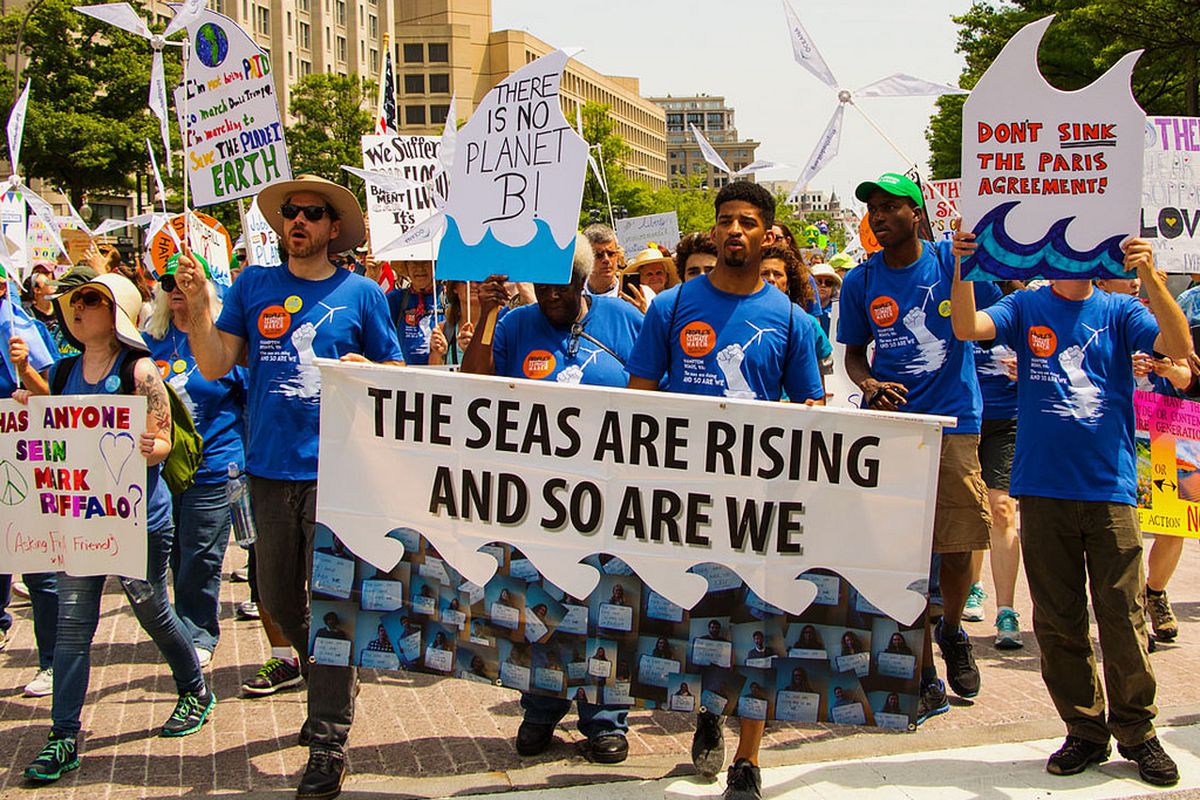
[298,0,308,9]
[286,10,291,34]
[298,21,310,48]
[686,112,703,128]
[241,0,247,17]
[403,43,423,63]
[404,74,425,94]
[428,42,448,62]
[337,35,346,61]
[300,59,312,76]
[370,47,377,71]
[405,105,426,125]
[368,13,377,37]
[336,0,345,24]
[430,104,449,124]
[325,27,330,47]
[288,52,293,75]
[707,112,723,129]
[428,73,449,93]
[255,5,269,34]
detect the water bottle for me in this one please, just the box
[227,462,258,548]
[120,576,154,604]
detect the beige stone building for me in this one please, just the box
[648,94,760,189]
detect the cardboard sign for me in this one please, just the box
[0,396,148,579]
[361,135,448,261]
[174,9,291,206]
[921,179,961,242]
[243,199,281,267]
[1141,117,1200,273]
[147,212,233,281]
[614,212,681,256]
[437,50,588,282]
[960,15,1145,280]
[1135,392,1200,538]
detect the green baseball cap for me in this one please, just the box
[854,173,924,208]
[163,252,211,279]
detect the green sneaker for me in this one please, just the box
[160,689,215,737]
[994,608,1024,650]
[962,582,986,622]
[25,732,80,783]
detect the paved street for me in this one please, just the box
[3,536,1200,799]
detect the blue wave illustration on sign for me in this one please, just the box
[963,201,1129,280]
[437,216,574,283]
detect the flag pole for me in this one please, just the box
[846,99,956,212]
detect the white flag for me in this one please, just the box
[74,3,151,38]
[855,73,969,98]
[7,80,30,176]
[148,48,172,174]
[789,105,844,203]
[690,124,731,175]
[782,0,839,89]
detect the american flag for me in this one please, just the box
[375,42,397,135]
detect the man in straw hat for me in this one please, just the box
[175,174,402,800]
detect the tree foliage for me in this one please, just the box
[926,0,1200,179]
[286,72,375,201]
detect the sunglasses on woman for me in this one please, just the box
[281,203,334,222]
[72,290,110,308]
[159,274,181,292]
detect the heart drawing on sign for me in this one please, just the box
[99,431,136,485]
[1166,217,1178,227]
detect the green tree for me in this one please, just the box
[926,0,1200,179]
[0,0,178,206]
[286,72,375,200]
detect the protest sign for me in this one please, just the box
[1,186,28,275]
[0,396,148,579]
[615,212,681,257]
[437,49,588,283]
[1136,392,1200,538]
[921,179,961,241]
[27,216,63,264]
[174,9,291,207]
[960,15,1145,281]
[1141,117,1200,273]
[361,134,448,261]
[243,199,281,266]
[147,212,233,283]
[313,361,947,727]
[824,301,862,410]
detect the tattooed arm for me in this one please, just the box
[134,357,173,466]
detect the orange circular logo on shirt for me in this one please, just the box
[1028,326,1058,358]
[258,305,292,339]
[679,321,716,357]
[870,296,900,327]
[523,350,557,380]
[155,360,171,379]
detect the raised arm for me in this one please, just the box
[949,231,998,342]
[1132,239,1192,360]
[460,275,509,376]
[175,248,247,380]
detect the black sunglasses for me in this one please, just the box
[160,274,179,292]
[73,290,110,308]
[281,203,334,222]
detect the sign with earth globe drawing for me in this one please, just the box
[195,22,228,68]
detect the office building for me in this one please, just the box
[648,94,760,189]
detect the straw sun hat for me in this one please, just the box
[54,273,149,352]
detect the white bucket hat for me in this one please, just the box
[55,273,149,352]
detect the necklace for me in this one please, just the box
[83,347,121,385]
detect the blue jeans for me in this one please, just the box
[0,574,57,668]
[520,692,628,739]
[52,526,204,737]
[170,482,232,653]
[0,575,10,633]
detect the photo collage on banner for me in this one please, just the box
[310,526,925,730]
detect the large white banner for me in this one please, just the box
[316,362,942,624]
[614,211,681,256]
[1,396,148,579]
[361,134,448,261]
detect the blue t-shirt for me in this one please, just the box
[973,341,1018,420]
[493,297,642,388]
[386,286,442,365]
[627,275,824,402]
[217,265,402,480]
[146,321,247,486]
[1175,283,1200,326]
[837,239,1001,434]
[59,354,172,532]
[985,286,1160,504]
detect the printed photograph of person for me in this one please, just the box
[826,672,873,727]
[530,644,569,697]
[381,610,423,667]
[605,658,635,707]
[360,561,410,613]
[311,525,359,601]
[565,645,590,686]
[734,668,773,721]
[456,643,500,685]
[504,547,542,583]
[585,637,618,681]
[794,569,848,623]
[422,622,456,673]
[869,690,916,731]
[773,659,832,723]
[414,549,457,587]
[870,618,921,684]
[309,602,356,667]
[844,585,889,627]
[383,526,423,559]
[590,574,641,636]
[483,574,527,638]
[1177,439,1200,502]
[597,554,636,577]
[437,585,471,635]
[666,672,702,713]
[833,627,873,678]
[409,575,441,618]
[556,591,590,637]
[784,622,833,660]
[523,584,567,644]
[699,667,746,718]
[571,684,599,705]
[688,617,734,671]
[357,612,400,671]
[497,640,533,692]
[686,563,744,617]
[467,617,495,648]
[732,620,785,668]
[641,587,690,639]
[633,635,686,690]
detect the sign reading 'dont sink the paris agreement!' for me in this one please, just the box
[175,9,292,207]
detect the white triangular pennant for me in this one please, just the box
[735,159,790,176]
[789,105,844,203]
[855,73,969,98]
[164,0,205,37]
[74,3,151,38]
[7,80,30,176]
[438,94,457,175]
[149,48,172,174]
[781,0,839,89]
[690,124,731,175]
[147,138,170,211]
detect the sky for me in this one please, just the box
[492,0,976,208]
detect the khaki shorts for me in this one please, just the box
[933,433,992,553]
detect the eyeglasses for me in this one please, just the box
[815,278,839,287]
[281,203,334,222]
[159,274,179,292]
[593,249,619,260]
[72,290,110,308]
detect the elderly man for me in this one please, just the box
[581,223,656,311]
[175,174,402,800]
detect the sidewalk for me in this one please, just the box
[3,535,1200,799]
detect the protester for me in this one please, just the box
[582,223,656,311]
[838,173,999,723]
[625,244,679,296]
[387,260,441,365]
[828,251,856,279]
[430,280,480,367]
[143,252,247,667]
[175,174,402,800]
[16,273,213,784]
[951,231,1187,787]
[462,233,641,763]
[810,263,841,336]
[674,231,718,283]
[627,181,824,800]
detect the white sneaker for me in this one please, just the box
[194,647,213,668]
[24,667,53,697]
[11,581,30,600]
